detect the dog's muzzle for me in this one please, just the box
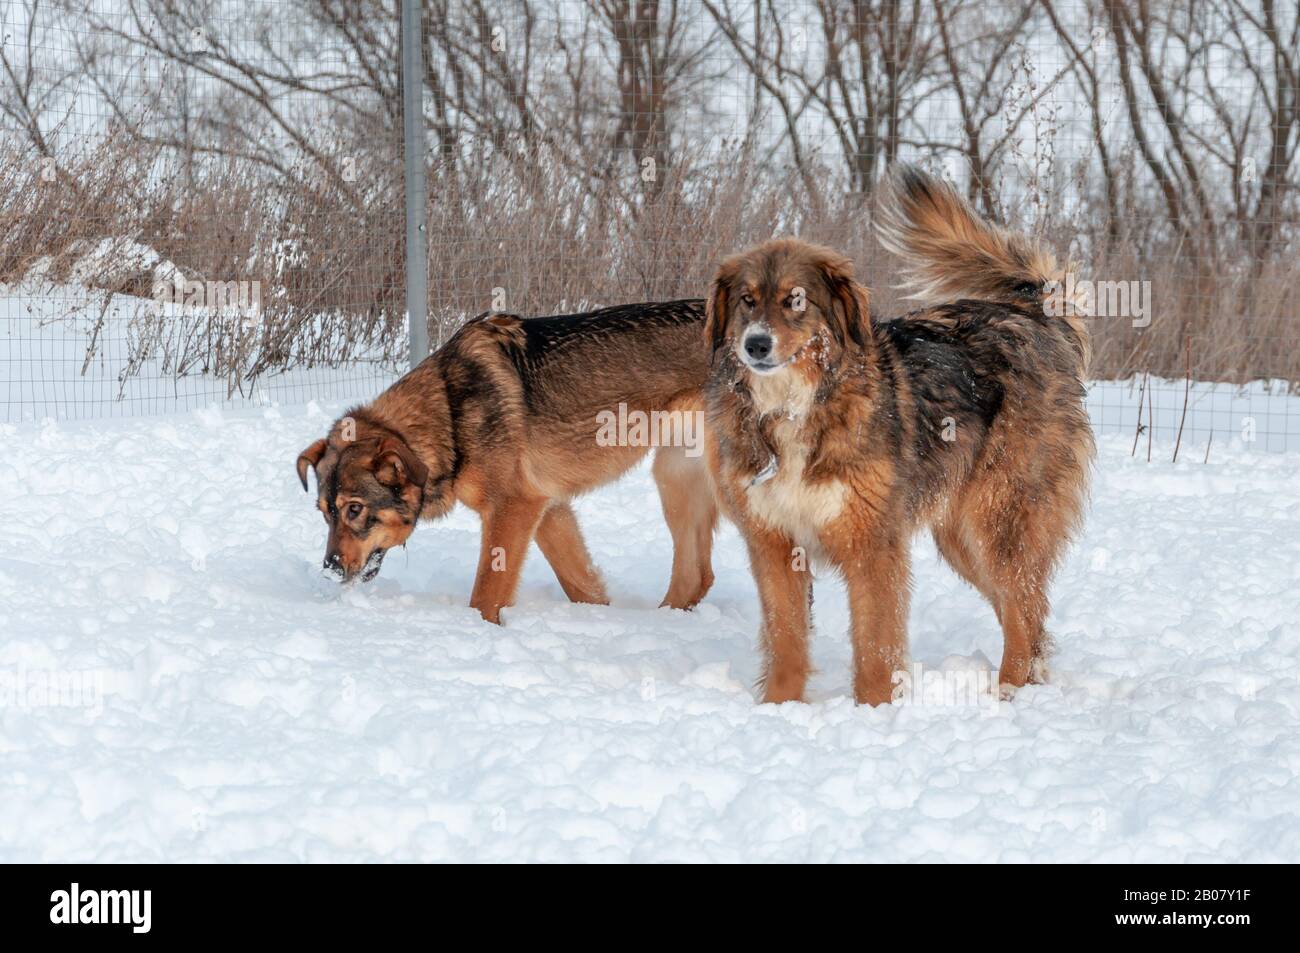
[743,331,773,362]
[359,548,386,582]
[322,552,346,581]
[739,328,787,374]
[322,548,386,583]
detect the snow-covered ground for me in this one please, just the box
[1,399,1298,862]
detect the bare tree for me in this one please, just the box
[704,0,939,194]
[0,0,86,161]
[1225,0,1299,263]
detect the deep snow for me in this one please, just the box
[1,401,1298,862]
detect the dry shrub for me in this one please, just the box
[0,132,406,395]
[1,133,1296,393]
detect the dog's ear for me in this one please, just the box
[296,439,328,491]
[817,251,871,349]
[373,436,429,490]
[704,255,741,358]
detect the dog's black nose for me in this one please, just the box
[323,552,344,577]
[744,333,773,362]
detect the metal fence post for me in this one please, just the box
[401,0,429,368]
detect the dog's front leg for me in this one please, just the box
[840,536,911,706]
[469,497,549,624]
[744,526,812,703]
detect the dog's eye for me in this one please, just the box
[346,503,364,520]
[741,294,755,308]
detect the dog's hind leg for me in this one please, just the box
[534,501,609,606]
[932,518,1000,618]
[950,441,1088,695]
[993,582,1052,695]
[940,494,1054,694]
[469,496,550,624]
[653,446,718,609]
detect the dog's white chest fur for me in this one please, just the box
[742,370,846,548]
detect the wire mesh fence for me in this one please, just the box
[1,0,408,418]
[2,1,1296,453]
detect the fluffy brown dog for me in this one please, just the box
[702,166,1093,705]
[296,301,717,623]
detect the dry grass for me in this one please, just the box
[0,133,406,396]
[1,135,1296,392]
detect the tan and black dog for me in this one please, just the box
[296,301,718,623]
[702,165,1094,705]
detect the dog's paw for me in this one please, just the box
[1028,656,1051,685]
[760,670,808,704]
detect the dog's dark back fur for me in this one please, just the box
[446,300,708,424]
[866,300,1090,520]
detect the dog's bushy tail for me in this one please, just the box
[876,164,1089,371]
